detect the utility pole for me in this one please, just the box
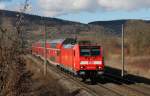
[121,24,125,77]
[43,19,47,76]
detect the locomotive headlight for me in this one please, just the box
[97,66,102,70]
[80,65,85,69]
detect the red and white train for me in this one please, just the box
[32,38,104,82]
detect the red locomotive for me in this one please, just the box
[32,38,104,82]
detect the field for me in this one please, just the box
[106,55,150,79]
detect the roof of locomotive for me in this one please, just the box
[38,38,99,46]
[47,39,65,44]
[38,39,65,44]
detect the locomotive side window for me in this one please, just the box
[57,51,60,56]
[74,50,75,56]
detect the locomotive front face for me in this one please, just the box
[79,46,104,76]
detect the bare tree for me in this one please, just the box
[0,0,33,96]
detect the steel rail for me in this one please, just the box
[104,73,150,96]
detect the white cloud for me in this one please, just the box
[0,2,5,9]
[37,0,150,17]
[98,0,150,11]
[38,0,99,16]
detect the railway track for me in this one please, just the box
[48,64,99,96]
[28,55,98,96]
[60,67,150,96]
[59,68,125,96]
[28,55,150,96]
[42,59,126,96]
[103,73,150,96]
[28,55,127,96]
[104,73,150,89]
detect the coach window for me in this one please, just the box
[51,43,56,48]
[57,51,60,56]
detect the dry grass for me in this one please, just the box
[0,17,33,96]
[106,55,150,79]
[25,56,69,96]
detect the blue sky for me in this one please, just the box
[59,9,150,23]
[1,0,150,23]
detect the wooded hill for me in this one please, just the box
[0,9,150,56]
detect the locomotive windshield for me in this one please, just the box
[91,49,100,56]
[80,48,100,56]
[80,49,91,56]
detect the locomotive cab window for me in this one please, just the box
[80,48,100,56]
[91,49,100,56]
[80,49,90,56]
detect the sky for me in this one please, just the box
[0,0,150,23]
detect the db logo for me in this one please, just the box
[88,61,93,64]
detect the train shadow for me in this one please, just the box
[96,66,150,85]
